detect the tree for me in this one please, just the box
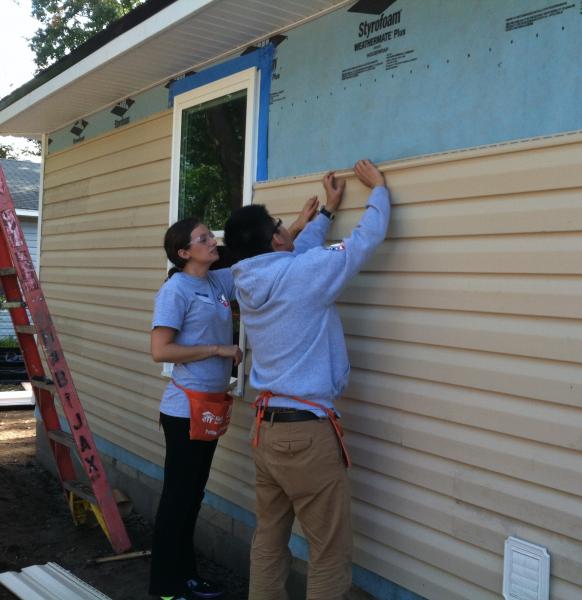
[30,0,144,71]
[0,143,18,160]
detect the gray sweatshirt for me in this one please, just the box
[232,186,390,416]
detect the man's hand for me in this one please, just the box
[323,172,346,213]
[289,195,319,239]
[354,159,386,189]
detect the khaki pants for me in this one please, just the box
[249,418,352,600]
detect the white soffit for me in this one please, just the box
[0,0,349,137]
[0,562,112,599]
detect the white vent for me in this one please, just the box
[503,536,550,600]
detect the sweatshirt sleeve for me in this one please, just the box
[292,213,331,255]
[295,186,390,303]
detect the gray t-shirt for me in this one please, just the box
[152,270,235,417]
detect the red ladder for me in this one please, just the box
[0,166,131,554]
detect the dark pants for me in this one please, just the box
[149,413,218,596]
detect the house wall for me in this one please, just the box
[255,132,582,599]
[37,1,582,599]
[41,103,582,598]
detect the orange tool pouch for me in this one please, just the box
[173,380,233,441]
[252,391,352,468]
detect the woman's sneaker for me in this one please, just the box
[186,577,225,598]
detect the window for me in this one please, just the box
[167,66,264,395]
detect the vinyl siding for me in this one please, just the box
[41,112,582,599]
[41,111,172,467]
[252,132,582,599]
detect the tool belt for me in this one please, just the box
[252,391,352,468]
[173,380,233,441]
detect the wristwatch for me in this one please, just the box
[320,207,335,220]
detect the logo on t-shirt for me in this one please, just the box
[326,241,346,252]
[217,293,230,307]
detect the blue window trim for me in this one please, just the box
[168,44,274,181]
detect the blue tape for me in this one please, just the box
[169,45,274,181]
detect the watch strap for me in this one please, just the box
[320,207,335,220]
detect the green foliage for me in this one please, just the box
[178,94,246,231]
[30,0,144,71]
[0,336,19,348]
[0,143,18,160]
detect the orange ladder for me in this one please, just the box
[0,166,131,554]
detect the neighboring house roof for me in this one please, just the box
[0,0,347,137]
[0,159,40,212]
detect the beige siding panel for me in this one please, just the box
[344,408,582,497]
[43,283,156,312]
[342,273,582,319]
[43,159,170,204]
[43,205,166,235]
[42,266,164,290]
[340,304,582,364]
[347,436,582,541]
[73,371,160,422]
[322,189,582,240]
[50,300,151,333]
[346,336,582,409]
[353,533,498,600]
[350,468,582,586]
[42,248,162,269]
[42,181,170,221]
[44,136,172,190]
[58,334,154,378]
[353,500,502,592]
[43,225,165,252]
[66,353,164,403]
[346,369,582,451]
[44,112,172,174]
[362,234,582,275]
[81,392,164,466]
[52,316,150,354]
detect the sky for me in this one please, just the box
[0,0,41,161]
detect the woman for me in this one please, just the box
[148,215,241,600]
[149,201,318,600]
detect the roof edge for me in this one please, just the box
[0,0,179,112]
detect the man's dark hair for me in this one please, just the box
[224,204,276,261]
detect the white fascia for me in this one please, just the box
[0,0,214,129]
[15,209,39,218]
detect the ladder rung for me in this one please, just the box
[0,267,16,276]
[30,377,56,393]
[63,480,97,504]
[47,429,76,449]
[14,324,35,334]
[1,300,25,309]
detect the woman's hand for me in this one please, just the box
[322,172,346,213]
[216,345,243,366]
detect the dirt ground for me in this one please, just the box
[0,408,249,600]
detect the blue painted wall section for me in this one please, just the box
[267,0,582,178]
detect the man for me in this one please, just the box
[224,159,390,600]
